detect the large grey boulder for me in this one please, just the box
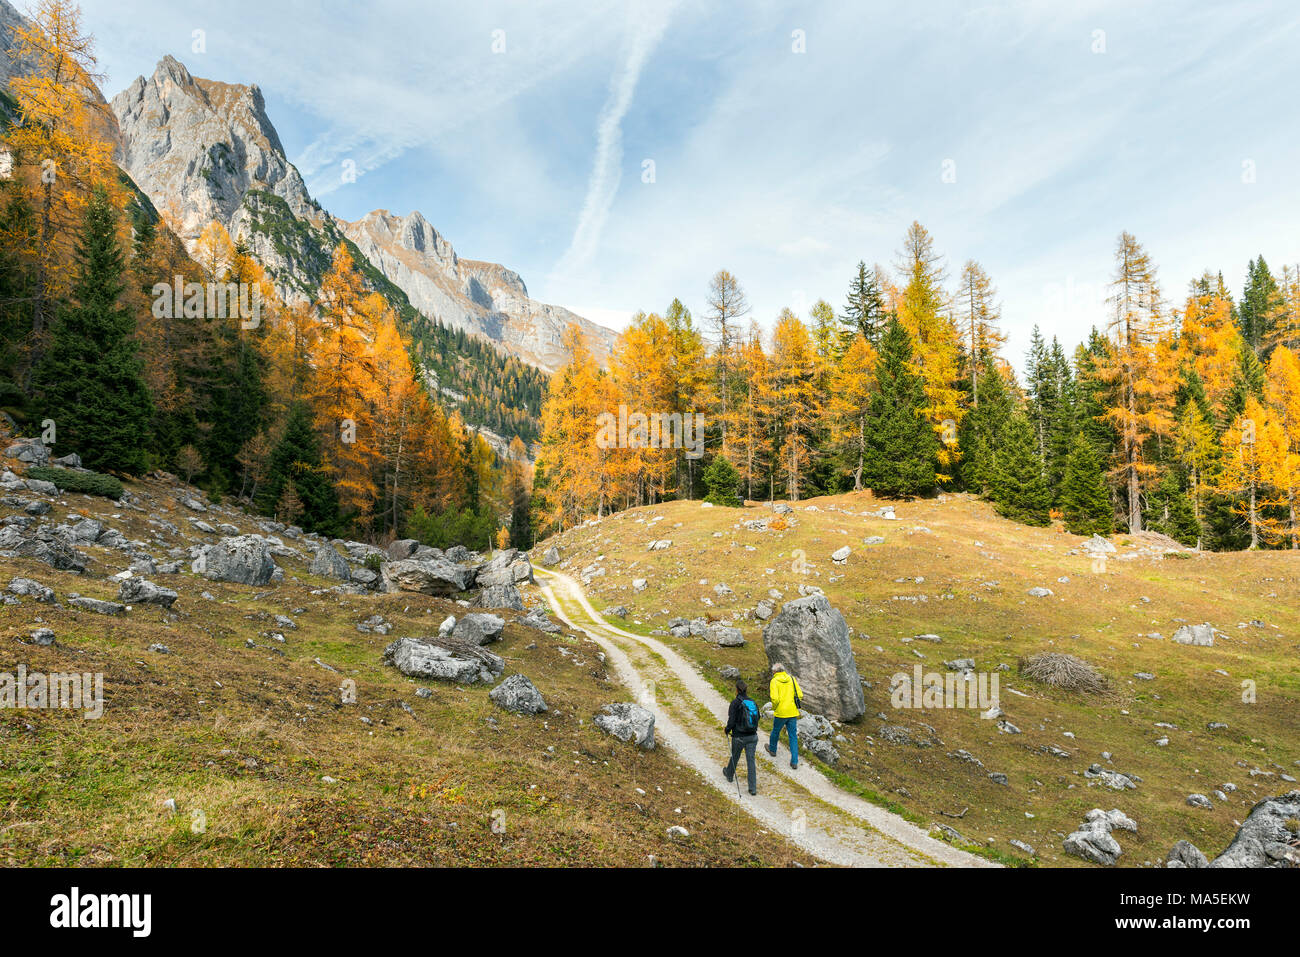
[1064,821,1123,865]
[476,548,535,587]
[1166,840,1209,868]
[1208,790,1300,868]
[194,535,276,586]
[350,567,379,588]
[309,545,352,581]
[761,594,865,721]
[119,577,178,609]
[477,582,524,611]
[387,538,420,560]
[1063,808,1135,866]
[68,595,126,616]
[382,557,476,595]
[3,437,50,466]
[383,637,504,684]
[595,702,656,749]
[451,613,506,645]
[489,674,548,714]
[1172,623,1217,647]
[541,545,560,566]
[1082,534,1116,554]
[67,518,103,543]
[14,537,87,573]
[8,577,55,603]
[706,623,745,647]
[519,608,561,633]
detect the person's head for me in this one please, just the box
[771,663,785,674]
[735,678,748,697]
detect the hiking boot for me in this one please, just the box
[722,766,733,783]
[749,789,757,796]
[790,761,798,770]
[766,746,777,757]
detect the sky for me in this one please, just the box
[81,0,1300,370]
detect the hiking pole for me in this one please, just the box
[724,729,741,799]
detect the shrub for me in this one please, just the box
[25,465,123,500]
[408,505,497,551]
[702,456,742,507]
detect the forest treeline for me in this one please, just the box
[536,222,1300,552]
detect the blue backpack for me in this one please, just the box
[736,697,760,734]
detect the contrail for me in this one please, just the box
[553,0,677,279]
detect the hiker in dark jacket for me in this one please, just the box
[723,679,760,796]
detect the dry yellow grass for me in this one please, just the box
[543,490,1300,867]
[0,474,814,868]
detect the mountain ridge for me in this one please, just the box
[111,55,616,373]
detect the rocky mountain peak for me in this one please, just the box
[112,56,314,250]
[354,209,458,271]
[111,55,615,371]
[342,210,613,371]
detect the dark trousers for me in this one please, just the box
[725,733,758,795]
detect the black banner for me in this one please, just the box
[2,866,1277,943]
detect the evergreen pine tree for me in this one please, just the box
[33,187,152,475]
[702,455,743,507]
[989,413,1051,526]
[1146,468,1201,545]
[1239,256,1282,357]
[0,184,35,383]
[840,260,887,346]
[1059,435,1114,536]
[1073,329,1117,458]
[1041,338,1077,499]
[1225,346,1266,419]
[259,401,339,534]
[957,355,1012,493]
[861,315,937,497]
[202,326,267,493]
[1025,326,1074,494]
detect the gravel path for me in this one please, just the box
[538,568,996,868]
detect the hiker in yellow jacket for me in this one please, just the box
[767,664,802,769]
